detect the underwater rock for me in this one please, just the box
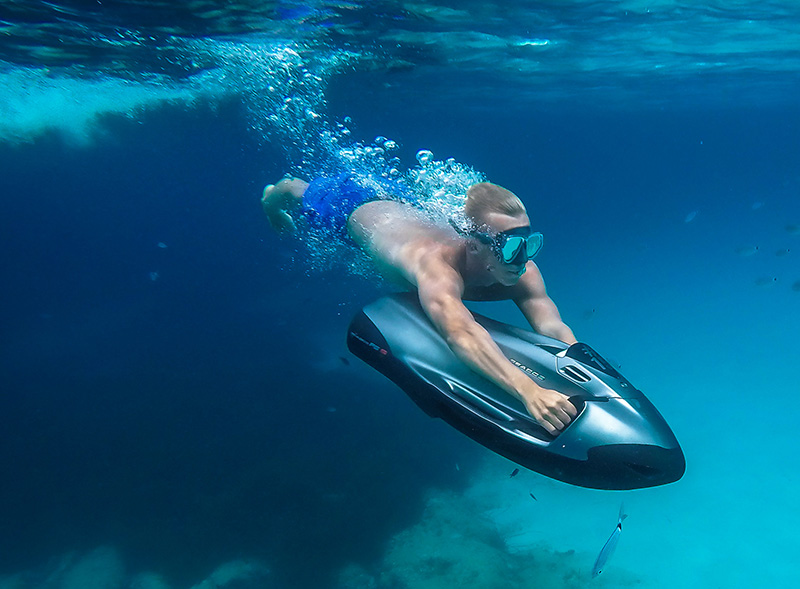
[336,564,379,589]
[129,572,172,589]
[360,490,624,589]
[188,560,271,589]
[0,547,125,589]
[377,492,517,589]
[0,549,273,589]
[334,485,643,589]
[0,573,26,589]
[59,546,125,589]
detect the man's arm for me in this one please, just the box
[513,263,577,345]
[416,260,576,434]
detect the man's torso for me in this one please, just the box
[347,200,520,302]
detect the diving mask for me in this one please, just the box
[473,225,543,265]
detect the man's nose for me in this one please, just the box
[509,250,527,266]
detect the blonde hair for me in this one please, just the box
[464,182,526,226]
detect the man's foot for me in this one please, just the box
[261,177,309,234]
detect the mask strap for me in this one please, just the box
[448,217,469,235]
[449,218,493,242]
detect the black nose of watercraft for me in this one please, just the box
[556,442,685,490]
[585,444,686,490]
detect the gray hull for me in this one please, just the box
[347,293,685,490]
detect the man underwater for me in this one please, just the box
[261,173,578,434]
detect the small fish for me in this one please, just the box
[510,468,520,478]
[735,245,759,257]
[791,281,800,292]
[684,210,698,223]
[455,463,460,471]
[754,276,778,287]
[157,242,168,249]
[529,491,537,501]
[339,356,350,366]
[776,248,791,257]
[786,223,800,235]
[592,503,628,578]
[752,201,764,210]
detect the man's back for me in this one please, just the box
[347,200,462,290]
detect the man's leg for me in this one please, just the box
[261,178,309,233]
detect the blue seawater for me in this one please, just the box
[1,2,799,588]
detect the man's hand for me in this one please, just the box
[519,382,578,435]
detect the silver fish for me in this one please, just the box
[591,503,628,578]
[735,245,759,257]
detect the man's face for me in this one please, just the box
[477,211,532,286]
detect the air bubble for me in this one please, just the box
[416,149,434,165]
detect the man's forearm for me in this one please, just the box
[446,323,535,401]
[444,316,577,433]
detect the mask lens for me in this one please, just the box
[500,236,526,263]
[526,232,543,259]
[497,231,543,264]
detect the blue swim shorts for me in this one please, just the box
[300,172,413,235]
